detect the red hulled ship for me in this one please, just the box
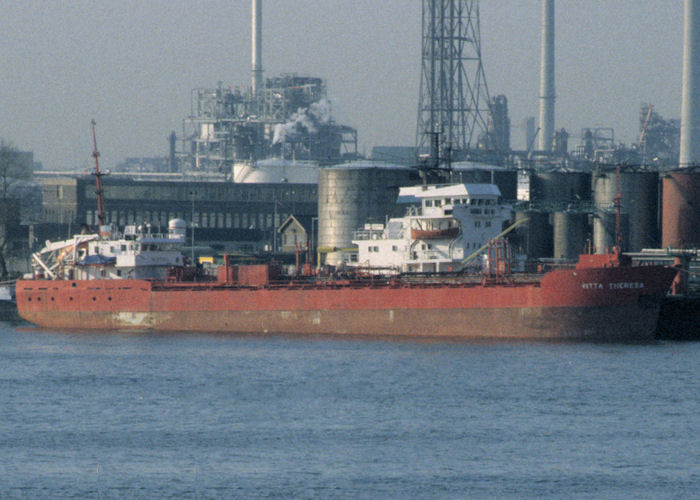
[15,127,677,340]
[16,249,677,341]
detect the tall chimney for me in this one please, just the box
[252,0,263,95]
[680,0,700,166]
[538,0,555,152]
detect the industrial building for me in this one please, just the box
[38,175,317,253]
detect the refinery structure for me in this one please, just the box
[176,0,357,178]
[180,75,358,175]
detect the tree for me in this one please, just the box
[0,141,30,198]
[0,141,27,279]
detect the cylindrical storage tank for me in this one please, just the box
[592,167,659,252]
[553,210,589,260]
[233,159,319,184]
[593,209,629,254]
[529,170,592,203]
[449,163,518,200]
[662,169,700,247]
[513,209,552,259]
[318,162,416,266]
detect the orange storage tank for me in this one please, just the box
[662,169,700,248]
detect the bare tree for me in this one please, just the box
[0,141,26,198]
[0,141,23,279]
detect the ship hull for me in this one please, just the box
[16,264,677,342]
[18,303,662,342]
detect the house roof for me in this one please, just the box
[277,214,313,234]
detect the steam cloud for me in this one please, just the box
[272,98,331,145]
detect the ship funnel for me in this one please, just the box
[251,0,263,95]
[538,0,555,152]
[680,0,700,166]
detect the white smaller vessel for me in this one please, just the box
[30,219,187,281]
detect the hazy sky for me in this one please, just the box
[0,1,684,171]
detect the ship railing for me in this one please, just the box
[353,229,385,240]
[525,259,577,273]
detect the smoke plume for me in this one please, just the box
[272,98,331,145]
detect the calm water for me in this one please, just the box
[1,322,699,499]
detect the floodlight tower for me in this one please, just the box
[416,0,492,165]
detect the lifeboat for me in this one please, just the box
[410,226,460,240]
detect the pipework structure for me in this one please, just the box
[416,0,492,164]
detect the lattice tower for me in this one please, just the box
[416,0,492,163]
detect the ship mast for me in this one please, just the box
[615,164,622,250]
[91,119,106,227]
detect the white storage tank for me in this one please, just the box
[233,159,319,184]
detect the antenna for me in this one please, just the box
[91,119,106,227]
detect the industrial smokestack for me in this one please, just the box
[252,0,263,95]
[680,0,700,166]
[538,0,555,152]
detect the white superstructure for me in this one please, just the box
[31,219,187,281]
[352,184,512,274]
